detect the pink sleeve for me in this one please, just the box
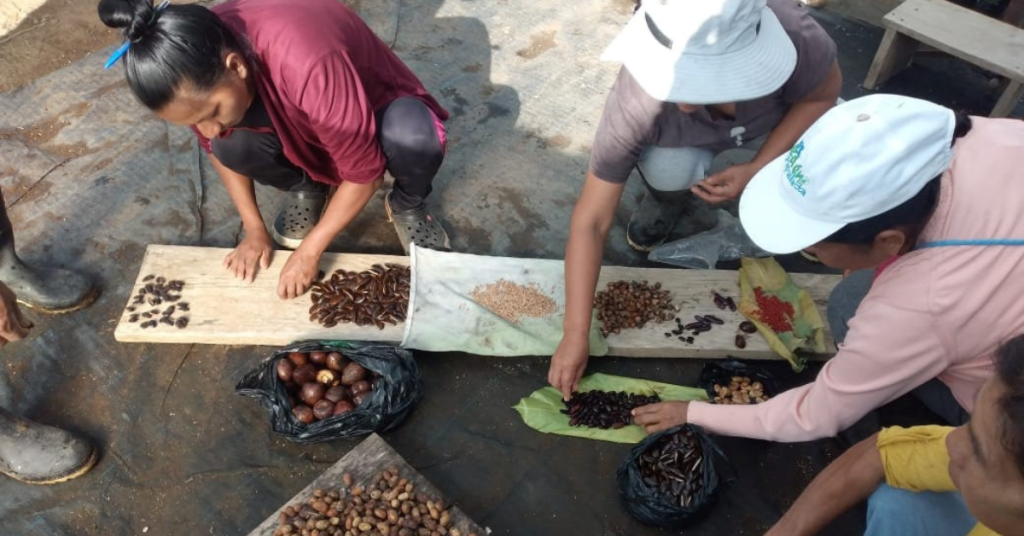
[688,292,949,442]
[297,52,386,184]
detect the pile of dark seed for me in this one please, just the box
[639,427,705,508]
[663,314,724,345]
[309,264,410,330]
[125,275,190,329]
[561,390,661,429]
[594,280,676,337]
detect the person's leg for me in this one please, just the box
[0,405,97,484]
[0,189,96,313]
[212,130,329,249]
[627,146,714,251]
[864,484,977,536]
[912,379,971,426]
[827,269,874,346]
[376,97,449,253]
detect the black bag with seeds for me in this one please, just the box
[697,359,780,401]
[616,424,723,528]
[235,340,422,443]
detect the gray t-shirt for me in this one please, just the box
[589,0,837,184]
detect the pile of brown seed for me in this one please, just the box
[712,376,768,404]
[125,275,190,329]
[594,280,676,337]
[639,427,705,509]
[561,390,661,429]
[310,265,410,330]
[274,468,478,536]
[469,279,556,323]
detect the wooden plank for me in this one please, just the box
[992,79,1024,117]
[245,434,486,536]
[113,245,409,345]
[116,245,841,361]
[883,0,1024,80]
[864,28,920,90]
[596,266,840,360]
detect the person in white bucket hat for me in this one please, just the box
[630,95,1024,455]
[549,0,841,401]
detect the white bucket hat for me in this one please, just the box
[739,94,956,254]
[601,0,798,104]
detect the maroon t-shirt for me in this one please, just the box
[193,0,448,185]
[589,0,837,184]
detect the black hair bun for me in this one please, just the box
[98,0,155,42]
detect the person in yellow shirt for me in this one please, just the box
[765,334,1024,536]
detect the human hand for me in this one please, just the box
[277,247,321,300]
[0,282,32,346]
[691,162,760,204]
[223,229,273,283]
[548,333,590,401]
[631,401,690,434]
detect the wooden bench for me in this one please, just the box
[864,0,1024,117]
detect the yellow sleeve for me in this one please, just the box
[967,524,1001,536]
[876,425,958,492]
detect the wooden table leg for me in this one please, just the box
[864,28,920,90]
[992,80,1024,118]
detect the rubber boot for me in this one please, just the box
[626,186,693,252]
[0,198,96,314]
[0,407,98,485]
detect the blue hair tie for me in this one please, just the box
[103,0,171,70]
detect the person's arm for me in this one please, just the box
[692,61,842,203]
[277,178,382,299]
[548,171,625,400]
[765,434,883,536]
[212,154,275,283]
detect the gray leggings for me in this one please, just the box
[828,270,970,426]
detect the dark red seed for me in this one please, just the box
[734,335,747,349]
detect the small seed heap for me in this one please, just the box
[561,390,661,429]
[469,279,556,323]
[273,468,478,536]
[639,427,705,509]
[595,280,676,337]
[310,264,410,330]
[752,286,795,333]
[278,351,380,424]
[125,275,190,329]
[712,292,737,312]
[712,376,768,405]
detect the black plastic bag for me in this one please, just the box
[616,424,723,528]
[235,340,422,443]
[697,359,780,402]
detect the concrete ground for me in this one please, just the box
[0,0,1017,535]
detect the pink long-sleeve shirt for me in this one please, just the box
[688,117,1024,442]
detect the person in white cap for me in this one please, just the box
[629,94,1024,446]
[549,0,841,400]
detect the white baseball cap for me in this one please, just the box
[739,94,956,254]
[600,0,797,104]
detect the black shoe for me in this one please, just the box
[626,188,692,252]
[0,407,99,485]
[272,191,328,249]
[384,191,450,255]
[0,211,96,314]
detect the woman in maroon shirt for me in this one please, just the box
[99,0,450,299]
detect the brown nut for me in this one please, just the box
[326,352,347,371]
[324,385,349,404]
[313,399,335,420]
[341,362,368,386]
[309,351,328,365]
[277,359,295,382]
[317,369,340,386]
[293,364,318,385]
[350,380,371,395]
[287,352,309,366]
[352,391,370,407]
[333,400,356,416]
[292,405,314,424]
[301,382,326,405]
